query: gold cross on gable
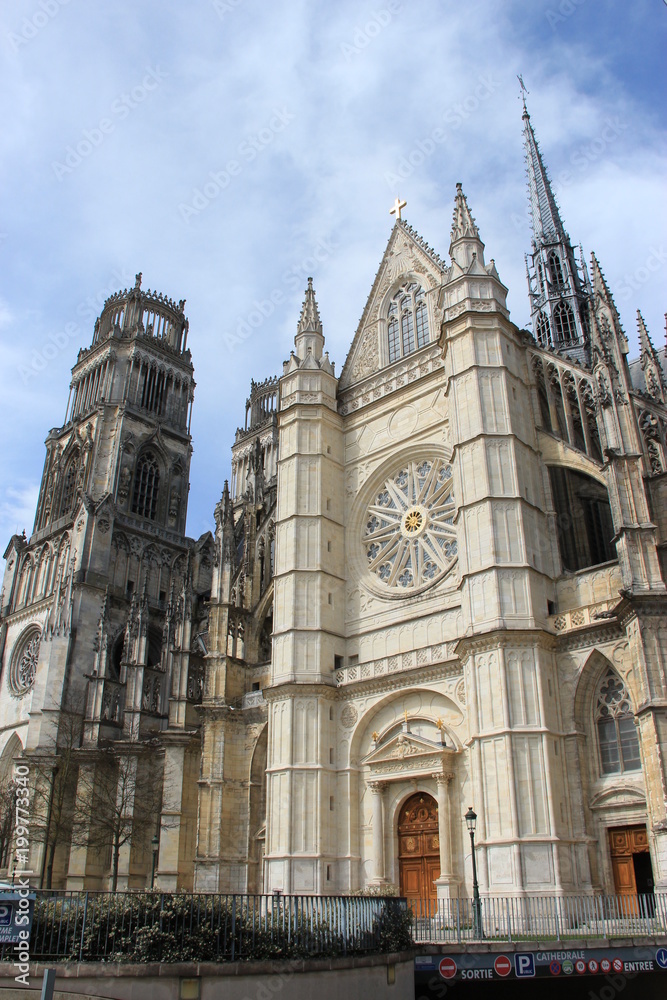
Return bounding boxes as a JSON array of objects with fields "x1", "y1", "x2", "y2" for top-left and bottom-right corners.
[{"x1": 390, "y1": 196, "x2": 407, "y2": 222}]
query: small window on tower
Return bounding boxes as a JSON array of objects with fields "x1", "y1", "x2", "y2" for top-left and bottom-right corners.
[
  {"x1": 59, "y1": 450, "x2": 80, "y2": 517},
  {"x1": 131, "y1": 451, "x2": 160, "y2": 520},
  {"x1": 548, "y1": 250, "x2": 566, "y2": 289}
]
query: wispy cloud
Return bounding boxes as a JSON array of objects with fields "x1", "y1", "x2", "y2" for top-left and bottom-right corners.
[{"x1": 0, "y1": 0, "x2": 665, "y2": 543}]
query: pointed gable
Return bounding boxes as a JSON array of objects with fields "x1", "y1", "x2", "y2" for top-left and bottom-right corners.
[{"x1": 338, "y1": 220, "x2": 448, "y2": 391}]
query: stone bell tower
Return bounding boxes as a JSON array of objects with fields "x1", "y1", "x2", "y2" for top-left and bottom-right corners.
[{"x1": 0, "y1": 274, "x2": 213, "y2": 891}]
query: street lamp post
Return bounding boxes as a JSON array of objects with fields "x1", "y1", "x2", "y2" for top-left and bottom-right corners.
[
  {"x1": 465, "y1": 806, "x2": 482, "y2": 938},
  {"x1": 150, "y1": 834, "x2": 159, "y2": 889}
]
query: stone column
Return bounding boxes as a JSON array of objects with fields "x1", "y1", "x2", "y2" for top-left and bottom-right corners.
[
  {"x1": 368, "y1": 781, "x2": 387, "y2": 883},
  {"x1": 433, "y1": 772, "x2": 458, "y2": 899}
]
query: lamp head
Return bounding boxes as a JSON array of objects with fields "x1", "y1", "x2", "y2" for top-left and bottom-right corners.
[{"x1": 465, "y1": 806, "x2": 477, "y2": 833}]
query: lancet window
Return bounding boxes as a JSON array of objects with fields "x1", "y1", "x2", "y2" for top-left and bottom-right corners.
[
  {"x1": 548, "y1": 250, "x2": 566, "y2": 289},
  {"x1": 554, "y1": 301, "x2": 577, "y2": 342},
  {"x1": 60, "y1": 451, "x2": 80, "y2": 517},
  {"x1": 595, "y1": 669, "x2": 641, "y2": 775},
  {"x1": 387, "y1": 283, "x2": 430, "y2": 363},
  {"x1": 131, "y1": 451, "x2": 160, "y2": 520}
]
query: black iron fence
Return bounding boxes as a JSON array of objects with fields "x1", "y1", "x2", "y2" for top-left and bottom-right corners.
[
  {"x1": 0, "y1": 891, "x2": 410, "y2": 963},
  {"x1": 409, "y1": 892, "x2": 667, "y2": 943},
  {"x1": 1, "y1": 890, "x2": 664, "y2": 963}
]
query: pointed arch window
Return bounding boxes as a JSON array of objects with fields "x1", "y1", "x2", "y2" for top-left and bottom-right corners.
[
  {"x1": 554, "y1": 301, "x2": 577, "y2": 342},
  {"x1": 535, "y1": 312, "x2": 551, "y2": 348},
  {"x1": 386, "y1": 282, "x2": 430, "y2": 363},
  {"x1": 548, "y1": 250, "x2": 566, "y2": 289},
  {"x1": 131, "y1": 451, "x2": 160, "y2": 520},
  {"x1": 60, "y1": 451, "x2": 80, "y2": 517},
  {"x1": 595, "y1": 669, "x2": 641, "y2": 774}
]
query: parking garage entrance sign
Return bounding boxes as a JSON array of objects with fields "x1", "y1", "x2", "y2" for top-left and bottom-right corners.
[{"x1": 415, "y1": 946, "x2": 667, "y2": 995}]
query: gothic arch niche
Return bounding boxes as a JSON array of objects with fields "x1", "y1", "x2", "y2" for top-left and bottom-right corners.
[
  {"x1": 58, "y1": 448, "x2": 80, "y2": 518},
  {"x1": 397, "y1": 791, "x2": 439, "y2": 900},
  {"x1": 15, "y1": 556, "x2": 34, "y2": 609},
  {"x1": 574, "y1": 651, "x2": 650, "y2": 895},
  {"x1": 248, "y1": 725, "x2": 267, "y2": 893}
]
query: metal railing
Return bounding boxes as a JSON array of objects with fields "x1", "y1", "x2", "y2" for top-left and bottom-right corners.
[
  {"x1": 0, "y1": 891, "x2": 409, "y2": 963},
  {"x1": 2, "y1": 890, "x2": 663, "y2": 963},
  {"x1": 409, "y1": 893, "x2": 667, "y2": 943}
]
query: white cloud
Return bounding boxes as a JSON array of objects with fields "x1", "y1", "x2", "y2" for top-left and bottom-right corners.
[{"x1": 0, "y1": 0, "x2": 665, "y2": 541}]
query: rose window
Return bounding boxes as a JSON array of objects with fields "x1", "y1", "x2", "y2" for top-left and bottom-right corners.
[
  {"x1": 363, "y1": 459, "x2": 457, "y2": 592},
  {"x1": 9, "y1": 628, "x2": 41, "y2": 696}
]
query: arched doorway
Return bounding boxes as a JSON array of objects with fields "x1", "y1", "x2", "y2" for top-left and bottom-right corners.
[{"x1": 398, "y1": 792, "x2": 439, "y2": 900}]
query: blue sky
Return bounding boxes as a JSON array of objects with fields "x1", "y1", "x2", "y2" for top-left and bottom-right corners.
[{"x1": 1, "y1": 0, "x2": 666, "y2": 548}]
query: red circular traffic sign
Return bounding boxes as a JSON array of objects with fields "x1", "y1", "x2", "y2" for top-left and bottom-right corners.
[
  {"x1": 612, "y1": 958, "x2": 623, "y2": 973},
  {"x1": 588, "y1": 959, "x2": 599, "y2": 973},
  {"x1": 494, "y1": 955, "x2": 512, "y2": 977},
  {"x1": 600, "y1": 959, "x2": 611, "y2": 973},
  {"x1": 439, "y1": 957, "x2": 457, "y2": 980}
]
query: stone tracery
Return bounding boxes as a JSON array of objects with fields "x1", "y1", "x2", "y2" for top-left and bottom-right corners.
[{"x1": 363, "y1": 458, "x2": 457, "y2": 593}]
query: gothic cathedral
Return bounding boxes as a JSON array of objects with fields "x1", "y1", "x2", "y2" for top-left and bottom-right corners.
[{"x1": 1, "y1": 105, "x2": 666, "y2": 900}]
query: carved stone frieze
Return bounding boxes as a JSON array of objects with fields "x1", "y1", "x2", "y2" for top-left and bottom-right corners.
[{"x1": 339, "y1": 345, "x2": 444, "y2": 416}]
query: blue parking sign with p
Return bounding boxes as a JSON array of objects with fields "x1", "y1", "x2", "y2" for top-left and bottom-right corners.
[
  {"x1": 0, "y1": 904, "x2": 11, "y2": 927},
  {"x1": 515, "y1": 953, "x2": 535, "y2": 977}
]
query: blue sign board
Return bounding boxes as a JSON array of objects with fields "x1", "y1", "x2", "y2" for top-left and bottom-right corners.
[{"x1": 0, "y1": 892, "x2": 35, "y2": 944}]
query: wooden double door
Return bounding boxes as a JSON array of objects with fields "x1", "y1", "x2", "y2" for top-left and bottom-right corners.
[
  {"x1": 608, "y1": 825, "x2": 654, "y2": 897},
  {"x1": 398, "y1": 792, "x2": 440, "y2": 900}
]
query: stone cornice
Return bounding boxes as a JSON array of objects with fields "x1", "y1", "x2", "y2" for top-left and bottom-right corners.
[
  {"x1": 263, "y1": 682, "x2": 336, "y2": 703},
  {"x1": 455, "y1": 628, "x2": 557, "y2": 663},
  {"x1": 556, "y1": 620, "x2": 625, "y2": 652},
  {"x1": 337, "y1": 659, "x2": 462, "y2": 700},
  {"x1": 614, "y1": 592, "x2": 667, "y2": 625}
]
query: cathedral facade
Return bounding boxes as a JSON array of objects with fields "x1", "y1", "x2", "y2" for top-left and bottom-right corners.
[{"x1": 1, "y1": 106, "x2": 666, "y2": 901}]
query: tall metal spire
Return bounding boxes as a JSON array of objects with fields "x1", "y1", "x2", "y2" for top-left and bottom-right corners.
[
  {"x1": 522, "y1": 102, "x2": 568, "y2": 248},
  {"x1": 521, "y1": 98, "x2": 591, "y2": 363}
]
